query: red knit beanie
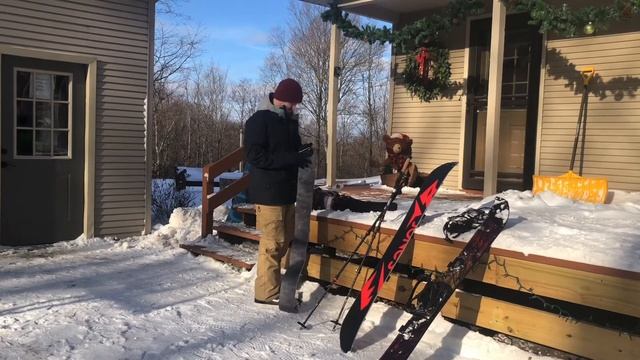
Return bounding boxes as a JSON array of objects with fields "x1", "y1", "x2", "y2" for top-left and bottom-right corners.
[{"x1": 273, "y1": 78, "x2": 303, "y2": 103}]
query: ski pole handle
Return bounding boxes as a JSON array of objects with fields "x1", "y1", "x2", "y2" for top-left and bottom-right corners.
[{"x1": 394, "y1": 158, "x2": 412, "y2": 190}]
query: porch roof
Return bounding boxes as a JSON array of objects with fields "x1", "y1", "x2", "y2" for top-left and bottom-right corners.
[{"x1": 301, "y1": 0, "x2": 451, "y2": 22}]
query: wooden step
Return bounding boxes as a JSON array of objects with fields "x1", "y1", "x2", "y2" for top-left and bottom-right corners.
[
  {"x1": 234, "y1": 204, "x2": 256, "y2": 215},
  {"x1": 232, "y1": 204, "x2": 256, "y2": 227},
  {"x1": 180, "y1": 244, "x2": 255, "y2": 271},
  {"x1": 214, "y1": 224, "x2": 260, "y2": 242}
]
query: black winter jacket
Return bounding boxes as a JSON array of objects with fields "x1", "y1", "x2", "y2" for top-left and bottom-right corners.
[{"x1": 243, "y1": 98, "x2": 302, "y2": 205}]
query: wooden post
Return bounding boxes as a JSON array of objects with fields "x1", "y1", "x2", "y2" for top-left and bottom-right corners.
[
  {"x1": 327, "y1": 24, "x2": 341, "y2": 188},
  {"x1": 201, "y1": 167, "x2": 212, "y2": 238},
  {"x1": 484, "y1": 0, "x2": 506, "y2": 196}
]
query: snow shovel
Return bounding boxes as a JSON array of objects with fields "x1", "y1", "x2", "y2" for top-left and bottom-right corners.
[{"x1": 532, "y1": 67, "x2": 608, "y2": 203}]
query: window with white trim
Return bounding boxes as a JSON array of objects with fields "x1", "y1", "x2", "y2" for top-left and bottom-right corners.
[{"x1": 15, "y1": 69, "x2": 72, "y2": 158}]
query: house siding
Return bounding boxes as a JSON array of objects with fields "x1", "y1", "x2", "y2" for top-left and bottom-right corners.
[
  {"x1": 539, "y1": 31, "x2": 640, "y2": 191},
  {"x1": 0, "y1": 0, "x2": 150, "y2": 237},
  {"x1": 391, "y1": 50, "x2": 465, "y2": 190}
]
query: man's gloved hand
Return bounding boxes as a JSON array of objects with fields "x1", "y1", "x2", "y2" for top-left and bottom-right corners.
[{"x1": 296, "y1": 143, "x2": 313, "y2": 169}]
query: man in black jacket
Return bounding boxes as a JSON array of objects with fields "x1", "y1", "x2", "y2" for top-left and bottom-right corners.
[{"x1": 244, "y1": 78, "x2": 312, "y2": 305}]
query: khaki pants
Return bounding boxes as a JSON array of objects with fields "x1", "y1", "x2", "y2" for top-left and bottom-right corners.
[{"x1": 255, "y1": 204, "x2": 294, "y2": 302}]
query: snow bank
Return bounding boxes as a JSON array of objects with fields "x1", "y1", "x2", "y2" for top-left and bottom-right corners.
[{"x1": 0, "y1": 208, "x2": 559, "y2": 360}]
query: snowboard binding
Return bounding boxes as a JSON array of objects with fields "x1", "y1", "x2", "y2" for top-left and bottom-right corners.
[{"x1": 443, "y1": 197, "x2": 510, "y2": 241}]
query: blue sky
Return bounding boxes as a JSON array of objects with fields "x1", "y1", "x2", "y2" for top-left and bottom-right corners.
[
  {"x1": 157, "y1": 0, "x2": 390, "y2": 82},
  {"x1": 157, "y1": 0, "x2": 295, "y2": 81}
]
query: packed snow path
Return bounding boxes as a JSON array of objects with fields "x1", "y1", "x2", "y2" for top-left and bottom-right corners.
[{"x1": 0, "y1": 219, "x2": 557, "y2": 360}]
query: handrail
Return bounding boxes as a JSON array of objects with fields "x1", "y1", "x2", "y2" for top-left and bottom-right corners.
[{"x1": 201, "y1": 147, "x2": 251, "y2": 238}]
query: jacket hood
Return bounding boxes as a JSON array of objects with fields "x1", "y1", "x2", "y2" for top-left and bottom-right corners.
[{"x1": 258, "y1": 93, "x2": 286, "y2": 118}]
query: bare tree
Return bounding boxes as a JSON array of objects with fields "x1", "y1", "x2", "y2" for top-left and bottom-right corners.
[
  {"x1": 230, "y1": 79, "x2": 263, "y2": 155},
  {"x1": 357, "y1": 45, "x2": 389, "y2": 176},
  {"x1": 261, "y1": 1, "x2": 377, "y2": 176},
  {"x1": 261, "y1": 1, "x2": 388, "y2": 179},
  {"x1": 151, "y1": 20, "x2": 201, "y2": 176}
]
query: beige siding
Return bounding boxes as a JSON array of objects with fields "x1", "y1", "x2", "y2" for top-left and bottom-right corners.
[
  {"x1": 0, "y1": 0, "x2": 149, "y2": 237},
  {"x1": 391, "y1": 49, "x2": 465, "y2": 189},
  {"x1": 539, "y1": 31, "x2": 640, "y2": 191}
]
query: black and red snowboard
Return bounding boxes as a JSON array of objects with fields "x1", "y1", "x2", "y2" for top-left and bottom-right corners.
[
  {"x1": 380, "y1": 197, "x2": 510, "y2": 360},
  {"x1": 339, "y1": 161, "x2": 457, "y2": 353}
]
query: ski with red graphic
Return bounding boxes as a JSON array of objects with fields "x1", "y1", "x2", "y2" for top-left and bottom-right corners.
[{"x1": 339, "y1": 162, "x2": 457, "y2": 353}]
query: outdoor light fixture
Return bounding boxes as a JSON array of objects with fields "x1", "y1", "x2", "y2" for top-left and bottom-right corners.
[{"x1": 583, "y1": 21, "x2": 595, "y2": 35}]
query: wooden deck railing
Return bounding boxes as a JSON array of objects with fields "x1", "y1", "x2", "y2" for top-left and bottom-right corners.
[{"x1": 201, "y1": 147, "x2": 250, "y2": 238}]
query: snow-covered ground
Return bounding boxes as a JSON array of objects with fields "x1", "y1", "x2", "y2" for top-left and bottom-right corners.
[
  {"x1": 0, "y1": 205, "x2": 559, "y2": 360},
  {"x1": 316, "y1": 188, "x2": 640, "y2": 273}
]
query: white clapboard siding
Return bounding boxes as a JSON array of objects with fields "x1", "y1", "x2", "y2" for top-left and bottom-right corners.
[
  {"x1": 1, "y1": 0, "x2": 150, "y2": 237},
  {"x1": 540, "y1": 31, "x2": 640, "y2": 191}
]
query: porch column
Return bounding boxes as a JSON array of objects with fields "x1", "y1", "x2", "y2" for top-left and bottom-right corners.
[
  {"x1": 326, "y1": 24, "x2": 341, "y2": 188},
  {"x1": 484, "y1": 0, "x2": 506, "y2": 196}
]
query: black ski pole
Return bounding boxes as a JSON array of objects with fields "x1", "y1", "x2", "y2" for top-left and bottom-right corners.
[
  {"x1": 297, "y1": 213, "x2": 381, "y2": 329},
  {"x1": 331, "y1": 161, "x2": 412, "y2": 330},
  {"x1": 297, "y1": 161, "x2": 411, "y2": 330}
]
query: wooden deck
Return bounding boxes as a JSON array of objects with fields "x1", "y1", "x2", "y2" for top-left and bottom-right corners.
[{"x1": 207, "y1": 192, "x2": 639, "y2": 360}]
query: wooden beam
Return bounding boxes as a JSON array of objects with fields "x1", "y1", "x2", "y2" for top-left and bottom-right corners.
[
  {"x1": 326, "y1": 24, "x2": 341, "y2": 188},
  {"x1": 442, "y1": 290, "x2": 640, "y2": 360},
  {"x1": 483, "y1": 0, "x2": 506, "y2": 196},
  {"x1": 306, "y1": 253, "x2": 639, "y2": 360},
  {"x1": 214, "y1": 224, "x2": 260, "y2": 242},
  {"x1": 306, "y1": 254, "x2": 422, "y2": 305},
  {"x1": 308, "y1": 217, "x2": 640, "y2": 317},
  {"x1": 194, "y1": 214, "x2": 640, "y2": 318},
  {"x1": 180, "y1": 244, "x2": 254, "y2": 271}
]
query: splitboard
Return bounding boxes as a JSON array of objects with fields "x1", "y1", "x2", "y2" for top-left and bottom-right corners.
[
  {"x1": 380, "y1": 198, "x2": 510, "y2": 359},
  {"x1": 339, "y1": 161, "x2": 458, "y2": 352},
  {"x1": 279, "y1": 155, "x2": 316, "y2": 312}
]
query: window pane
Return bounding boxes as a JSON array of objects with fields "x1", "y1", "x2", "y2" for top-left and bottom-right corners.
[
  {"x1": 515, "y1": 58, "x2": 530, "y2": 82},
  {"x1": 504, "y1": 44, "x2": 516, "y2": 57},
  {"x1": 17, "y1": 130, "x2": 33, "y2": 156},
  {"x1": 54, "y1": 103, "x2": 69, "y2": 129},
  {"x1": 515, "y1": 83, "x2": 528, "y2": 95},
  {"x1": 53, "y1": 75, "x2": 69, "y2": 101},
  {"x1": 16, "y1": 71, "x2": 32, "y2": 99},
  {"x1": 36, "y1": 102, "x2": 52, "y2": 128},
  {"x1": 517, "y1": 44, "x2": 530, "y2": 58},
  {"x1": 35, "y1": 74, "x2": 52, "y2": 99},
  {"x1": 502, "y1": 59, "x2": 515, "y2": 83},
  {"x1": 502, "y1": 83, "x2": 513, "y2": 96},
  {"x1": 17, "y1": 100, "x2": 34, "y2": 127},
  {"x1": 53, "y1": 131, "x2": 69, "y2": 156},
  {"x1": 35, "y1": 130, "x2": 52, "y2": 156}
]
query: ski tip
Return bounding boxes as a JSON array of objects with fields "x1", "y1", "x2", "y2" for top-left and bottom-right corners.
[
  {"x1": 438, "y1": 161, "x2": 458, "y2": 172},
  {"x1": 430, "y1": 161, "x2": 458, "y2": 175},
  {"x1": 421, "y1": 162, "x2": 458, "y2": 188}
]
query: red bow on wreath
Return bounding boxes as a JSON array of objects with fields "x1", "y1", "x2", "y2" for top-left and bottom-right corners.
[{"x1": 415, "y1": 47, "x2": 431, "y2": 79}]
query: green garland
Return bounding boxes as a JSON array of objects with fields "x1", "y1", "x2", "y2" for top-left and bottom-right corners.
[
  {"x1": 320, "y1": 0, "x2": 483, "y2": 102},
  {"x1": 509, "y1": 0, "x2": 640, "y2": 37},
  {"x1": 321, "y1": 0, "x2": 640, "y2": 102}
]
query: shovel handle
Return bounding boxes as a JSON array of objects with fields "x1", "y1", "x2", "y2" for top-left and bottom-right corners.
[{"x1": 581, "y1": 67, "x2": 595, "y2": 87}]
